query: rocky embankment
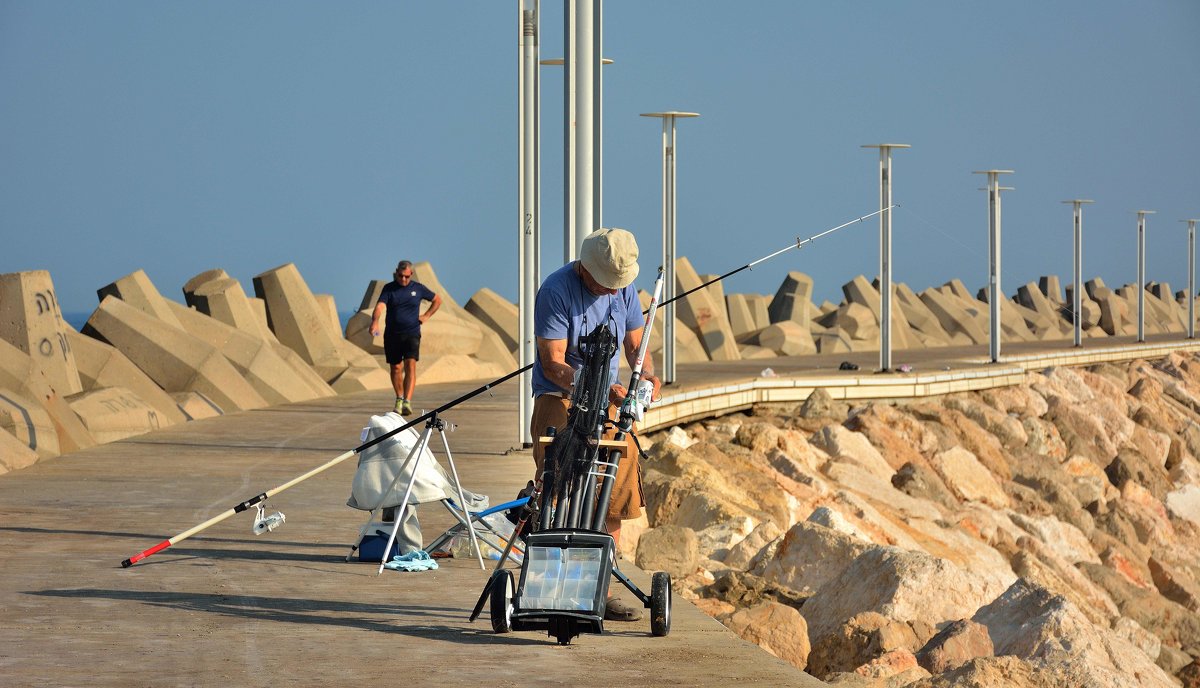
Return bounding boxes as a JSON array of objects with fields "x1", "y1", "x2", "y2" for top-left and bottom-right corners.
[{"x1": 635, "y1": 354, "x2": 1200, "y2": 687}]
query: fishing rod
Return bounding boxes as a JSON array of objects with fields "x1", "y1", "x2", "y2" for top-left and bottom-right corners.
[{"x1": 119, "y1": 205, "x2": 893, "y2": 568}]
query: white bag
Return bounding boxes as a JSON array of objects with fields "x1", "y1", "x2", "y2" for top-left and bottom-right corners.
[{"x1": 346, "y1": 413, "x2": 488, "y2": 512}]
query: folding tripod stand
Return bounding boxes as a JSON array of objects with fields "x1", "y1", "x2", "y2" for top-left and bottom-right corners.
[{"x1": 344, "y1": 411, "x2": 487, "y2": 573}]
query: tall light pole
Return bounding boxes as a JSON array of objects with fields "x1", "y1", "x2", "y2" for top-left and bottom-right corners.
[
  {"x1": 1185, "y1": 219, "x2": 1199, "y2": 339},
  {"x1": 1136, "y1": 210, "x2": 1156, "y2": 342},
  {"x1": 517, "y1": 0, "x2": 541, "y2": 446},
  {"x1": 641, "y1": 111, "x2": 699, "y2": 385},
  {"x1": 973, "y1": 169, "x2": 1014, "y2": 363},
  {"x1": 1062, "y1": 199, "x2": 1093, "y2": 348},
  {"x1": 862, "y1": 144, "x2": 909, "y2": 372},
  {"x1": 541, "y1": 50, "x2": 612, "y2": 262}
]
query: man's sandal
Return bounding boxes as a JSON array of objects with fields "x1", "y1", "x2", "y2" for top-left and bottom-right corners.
[{"x1": 604, "y1": 596, "x2": 643, "y2": 622}]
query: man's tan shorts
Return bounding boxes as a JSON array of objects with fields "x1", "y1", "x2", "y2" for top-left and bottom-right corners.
[{"x1": 530, "y1": 394, "x2": 644, "y2": 522}]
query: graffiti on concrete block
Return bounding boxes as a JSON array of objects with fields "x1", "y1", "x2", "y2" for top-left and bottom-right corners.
[
  {"x1": 99, "y1": 395, "x2": 143, "y2": 413},
  {"x1": 33, "y1": 290, "x2": 59, "y2": 317}
]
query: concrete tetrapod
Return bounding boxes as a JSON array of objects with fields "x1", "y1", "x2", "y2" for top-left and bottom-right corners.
[
  {"x1": 83, "y1": 296, "x2": 267, "y2": 413},
  {"x1": 253, "y1": 263, "x2": 350, "y2": 382},
  {"x1": 97, "y1": 269, "x2": 185, "y2": 331},
  {"x1": 0, "y1": 270, "x2": 83, "y2": 396},
  {"x1": 166, "y1": 301, "x2": 328, "y2": 405},
  {"x1": 67, "y1": 329, "x2": 187, "y2": 425},
  {"x1": 675, "y1": 256, "x2": 740, "y2": 361},
  {"x1": 0, "y1": 337, "x2": 94, "y2": 456}
]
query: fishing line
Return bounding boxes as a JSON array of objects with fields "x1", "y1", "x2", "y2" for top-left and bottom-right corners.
[{"x1": 119, "y1": 206, "x2": 892, "y2": 567}]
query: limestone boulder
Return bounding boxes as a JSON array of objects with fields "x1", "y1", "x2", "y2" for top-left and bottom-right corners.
[
  {"x1": 1009, "y1": 535, "x2": 1119, "y2": 625},
  {"x1": 634, "y1": 525, "x2": 698, "y2": 579},
  {"x1": 806, "y1": 610, "x2": 919, "y2": 679},
  {"x1": 1166, "y1": 483, "x2": 1200, "y2": 528},
  {"x1": 721, "y1": 602, "x2": 811, "y2": 671},
  {"x1": 811, "y1": 425, "x2": 894, "y2": 481},
  {"x1": 723, "y1": 520, "x2": 784, "y2": 571},
  {"x1": 802, "y1": 547, "x2": 1009, "y2": 650},
  {"x1": 944, "y1": 395, "x2": 1028, "y2": 449},
  {"x1": 906, "y1": 402, "x2": 1012, "y2": 481},
  {"x1": 972, "y1": 579, "x2": 1175, "y2": 688},
  {"x1": 643, "y1": 440, "x2": 798, "y2": 530},
  {"x1": 929, "y1": 446, "x2": 1009, "y2": 508},
  {"x1": 915, "y1": 619, "x2": 994, "y2": 674},
  {"x1": 758, "y1": 521, "x2": 872, "y2": 595},
  {"x1": 906, "y1": 656, "x2": 1058, "y2": 688},
  {"x1": 891, "y1": 462, "x2": 958, "y2": 509},
  {"x1": 846, "y1": 402, "x2": 941, "y2": 471}
]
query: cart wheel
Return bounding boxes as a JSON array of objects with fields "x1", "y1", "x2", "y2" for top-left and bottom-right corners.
[
  {"x1": 650, "y1": 571, "x2": 672, "y2": 637},
  {"x1": 489, "y1": 570, "x2": 515, "y2": 633}
]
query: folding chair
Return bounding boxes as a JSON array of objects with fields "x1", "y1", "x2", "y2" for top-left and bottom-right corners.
[{"x1": 426, "y1": 496, "x2": 529, "y2": 564}]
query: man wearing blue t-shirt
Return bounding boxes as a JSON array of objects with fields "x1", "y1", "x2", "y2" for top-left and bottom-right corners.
[
  {"x1": 370, "y1": 260, "x2": 441, "y2": 415},
  {"x1": 531, "y1": 227, "x2": 661, "y2": 622}
]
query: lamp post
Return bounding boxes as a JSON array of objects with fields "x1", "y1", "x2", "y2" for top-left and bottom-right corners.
[
  {"x1": 641, "y1": 111, "x2": 699, "y2": 385},
  {"x1": 541, "y1": 50, "x2": 613, "y2": 262},
  {"x1": 1061, "y1": 199, "x2": 1093, "y2": 348},
  {"x1": 973, "y1": 169, "x2": 1014, "y2": 363},
  {"x1": 1184, "y1": 219, "x2": 1199, "y2": 339},
  {"x1": 1136, "y1": 210, "x2": 1156, "y2": 342},
  {"x1": 517, "y1": 0, "x2": 541, "y2": 446},
  {"x1": 862, "y1": 144, "x2": 910, "y2": 371}
]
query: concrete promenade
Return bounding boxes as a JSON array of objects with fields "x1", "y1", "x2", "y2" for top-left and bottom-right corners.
[{"x1": 2, "y1": 333, "x2": 1198, "y2": 687}]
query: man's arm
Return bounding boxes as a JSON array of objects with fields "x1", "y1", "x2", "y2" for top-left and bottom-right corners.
[
  {"x1": 419, "y1": 294, "x2": 442, "y2": 324},
  {"x1": 369, "y1": 302, "x2": 386, "y2": 337},
  {"x1": 536, "y1": 336, "x2": 575, "y2": 392}
]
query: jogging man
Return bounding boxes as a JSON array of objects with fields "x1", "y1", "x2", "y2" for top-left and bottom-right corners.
[{"x1": 370, "y1": 260, "x2": 441, "y2": 415}]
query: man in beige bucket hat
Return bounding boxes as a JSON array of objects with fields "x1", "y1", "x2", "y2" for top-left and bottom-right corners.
[{"x1": 530, "y1": 227, "x2": 662, "y2": 622}]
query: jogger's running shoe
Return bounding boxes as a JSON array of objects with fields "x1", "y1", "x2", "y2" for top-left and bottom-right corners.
[
  {"x1": 401, "y1": 399, "x2": 413, "y2": 416},
  {"x1": 394, "y1": 398, "x2": 406, "y2": 414}
]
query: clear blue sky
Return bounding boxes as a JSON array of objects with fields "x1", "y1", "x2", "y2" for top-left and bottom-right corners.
[{"x1": 3, "y1": 1, "x2": 1198, "y2": 316}]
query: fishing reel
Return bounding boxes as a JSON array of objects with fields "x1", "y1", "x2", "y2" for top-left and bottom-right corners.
[{"x1": 252, "y1": 503, "x2": 286, "y2": 535}]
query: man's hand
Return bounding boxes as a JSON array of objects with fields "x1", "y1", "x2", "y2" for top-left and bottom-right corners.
[
  {"x1": 418, "y1": 313, "x2": 430, "y2": 324},
  {"x1": 642, "y1": 373, "x2": 662, "y2": 402},
  {"x1": 608, "y1": 383, "x2": 628, "y2": 408},
  {"x1": 370, "y1": 324, "x2": 381, "y2": 337}
]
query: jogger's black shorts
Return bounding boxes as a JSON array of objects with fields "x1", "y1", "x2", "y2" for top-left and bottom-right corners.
[{"x1": 384, "y1": 333, "x2": 421, "y2": 364}]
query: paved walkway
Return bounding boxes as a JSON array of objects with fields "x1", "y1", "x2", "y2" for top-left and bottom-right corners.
[
  {"x1": 0, "y1": 375, "x2": 822, "y2": 687},
  {"x1": 3, "y1": 333, "x2": 1196, "y2": 687}
]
